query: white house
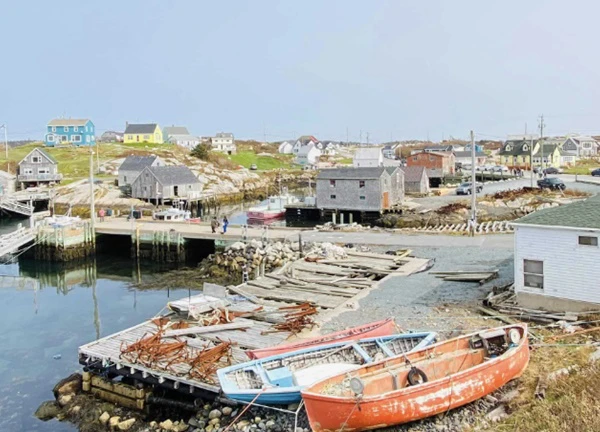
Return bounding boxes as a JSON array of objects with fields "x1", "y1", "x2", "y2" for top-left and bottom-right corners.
[
  {"x1": 382, "y1": 144, "x2": 399, "y2": 159},
  {"x1": 211, "y1": 132, "x2": 236, "y2": 154},
  {"x1": 512, "y1": 196, "x2": 600, "y2": 312},
  {"x1": 293, "y1": 135, "x2": 319, "y2": 154},
  {"x1": 168, "y1": 134, "x2": 201, "y2": 149},
  {"x1": 278, "y1": 140, "x2": 294, "y2": 154},
  {"x1": 296, "y1": 143, "x2": 321, "y2": 166},
  {"x1": 353, "y1": 147, "x2": 383, "y2": 167}
]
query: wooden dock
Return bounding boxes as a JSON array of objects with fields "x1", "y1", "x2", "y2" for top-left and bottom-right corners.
[{"x1": 78, "y1": 250, "x2": 431, "y2": 396}]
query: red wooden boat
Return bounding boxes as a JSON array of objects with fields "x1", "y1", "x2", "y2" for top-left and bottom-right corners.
[
  {"x1": 301, "y1": 324, "x2": 529, "y2": 431},
  {"x1": 245, "y1": 318, "x2": 396, "y2": 360}
]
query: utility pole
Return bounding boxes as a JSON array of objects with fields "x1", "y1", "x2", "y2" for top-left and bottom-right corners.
[
  {"x1": 470, "y1": 130, "x2": 477, "y2": 236},
  {"x1": 539, "y1": 114, "x2": 545, "y2": 171},
  {"x1": 530, "y1": 136, "x2": 534, "y2": 188},
  {"x1": 346, "y1": 127, "x2": 349, "y2": 144},
  {"x1": 366, "y1": 132, "x2": 370, "y2": 146},
  {"x1": 96, "y1": 141, "x2": 100, "y2": 173},
  {"x1": 359, "y1": 130, "x2": 362, "y2": 146},
  {"x1": 0, "y1": 124, "x2": 7, "y2": 159},
  {"x1": 89, "y1": 148, "x2": 96, "y2": 229}
]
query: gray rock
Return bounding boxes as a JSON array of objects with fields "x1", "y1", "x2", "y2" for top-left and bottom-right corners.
[
  {"x1": 209, "y1": 409, "x2": 222, "y2": 420},
  {"x1": 34, "y1": 401, "x2": 61, "y2": 421},
  {"x1": 52, "y1": 373, "x2": 82, "y2": 398},
  {"x1": 258, "y1": 421, "x2": 266, "y2": 430},
  {"x1": 222, "y1": 406, "x2": 233, "y2": 416}
]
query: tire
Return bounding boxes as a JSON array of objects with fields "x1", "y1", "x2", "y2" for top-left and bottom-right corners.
[
  {"x1": 407, "y1": 367, "x2": 428, "y2": 386},
  {"x1": 467, "y1": 189, "x2": 471, "y2": 195}
]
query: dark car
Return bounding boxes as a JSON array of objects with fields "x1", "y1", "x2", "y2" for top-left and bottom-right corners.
[
  {"x1": 591, "y1": 168, "x2": 600, "y2": 177},
  {"x1": 543, "y1": 167, "x2": 563, "y2": 175},
  {"x1": 537, "y1": 177, "x2": 566, "y2": 190}
]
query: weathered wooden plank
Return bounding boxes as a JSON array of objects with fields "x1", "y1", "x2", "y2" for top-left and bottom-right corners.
[
  {"x1": 163, "y1": 322, "x2": 253, "y2": 338},
  {"x1": 240, "y1": 284, "x2": 340, "y2": 308}
]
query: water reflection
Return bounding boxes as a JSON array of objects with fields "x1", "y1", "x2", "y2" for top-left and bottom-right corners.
[{"x1": 0, "y1": 255, "x2": 192, "y2": 432}]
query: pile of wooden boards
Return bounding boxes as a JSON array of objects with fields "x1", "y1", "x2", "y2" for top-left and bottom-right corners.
[
  {"x1": 484, "y1": 283, "x2": 579, "y2": 324},
  {"x1": 432, "y1": 269, "x2": 499, "y2": 284}
]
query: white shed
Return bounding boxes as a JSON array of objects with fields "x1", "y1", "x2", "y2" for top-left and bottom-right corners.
[
  {"x1": 512, "y1": 196, "x2": 600, "y2": 312},
  {"x1": 353, "y1": 147, "x2": 383, "y2": 167}
]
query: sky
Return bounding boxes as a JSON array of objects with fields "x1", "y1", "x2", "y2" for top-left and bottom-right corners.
[{"x1": 1, "y1": 0, "x2": 600, "y2": 143}]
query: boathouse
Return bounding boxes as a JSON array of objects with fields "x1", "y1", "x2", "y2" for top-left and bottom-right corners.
[
  {"x1": 17, "y1": 148, "x2": 62, "y2": 189},
  {"x1": 118, "y1": 155, "x2": 164, "y2": 187},
  {"x1": 130, "y1": 165, "x2": 201, "y2": 203}
]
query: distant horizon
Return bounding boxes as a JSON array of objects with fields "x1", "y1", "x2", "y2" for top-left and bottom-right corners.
[{"x1": 2, "y1": 1, "x2": 599, "y2": 144}]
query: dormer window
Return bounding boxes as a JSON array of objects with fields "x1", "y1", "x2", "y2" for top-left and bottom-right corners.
[
  {"x1": 523, "y1": 144, "x2": 528, "y2": 151},
  {"x1": 505, "y1": 144, "x2": 512, "y2": 151}
]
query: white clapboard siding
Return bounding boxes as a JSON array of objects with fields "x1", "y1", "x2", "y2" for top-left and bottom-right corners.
[{"x1": 514, "y1": 226, "x2": 600, "y2": 304}]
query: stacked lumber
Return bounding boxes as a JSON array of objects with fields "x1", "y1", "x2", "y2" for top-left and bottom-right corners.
[{"x1": 432, "y1": 269, "x2": 499, "y2": 284}]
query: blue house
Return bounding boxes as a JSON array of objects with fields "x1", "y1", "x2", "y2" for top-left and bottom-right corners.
[{"x1": 45, "y1": 119, "x2": 96, "y2": 147}]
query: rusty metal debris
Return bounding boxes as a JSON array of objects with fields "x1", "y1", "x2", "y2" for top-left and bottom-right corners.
[
  {"x1": 262, "y1": 302, "x2": 318, "y2": 335},
  {"x1": 198, "y1": 307, "x2": 262, "y2": 326},
  {"x1": 187, "y1": 340, "x2": 234, "y2": 381}
]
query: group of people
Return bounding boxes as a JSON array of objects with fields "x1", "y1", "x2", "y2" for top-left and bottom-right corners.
[
  {"x1": 511, "y1": 168, "x2": 525, "y2": 177},
  {"x1": 210, "y1": 216, "x2": 229, "y2": 234}
]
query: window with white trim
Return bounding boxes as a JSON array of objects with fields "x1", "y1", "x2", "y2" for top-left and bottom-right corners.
[
  {"x1": 47, "y1": 135, "x2": 54, "y2": 142},
  {"x1": 32, "y1": 156, "x2": 41, "y2": 163},
  {"x1": 72, "y1": 135, "x2": 82, "y2": 142},
  {"x1": 38, "y1": 168, "x2": 49, "y2": 174},
  {"x1": 63, "y1": 126, "x2": 69, "y2": 132},
  {"x1": 23, "y1": 168, "x2": 33, "y2": 174},
  {"x1": 74, "y1": 126, "x2": 78, "y2": 132},
  {"x1": 578, "y1": 236, "x2": 598, "y2": 246},
  {"x1": 523, "y1": 259, "x2": 543, "y2": 289},
  {"x1": 51, "y1": 127, "x2": 56, "y2": 132}
]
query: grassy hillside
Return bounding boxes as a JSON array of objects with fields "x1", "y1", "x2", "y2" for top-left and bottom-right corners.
[{"x1": 230, "y1": 151, "x2": 294, "y2": 170}]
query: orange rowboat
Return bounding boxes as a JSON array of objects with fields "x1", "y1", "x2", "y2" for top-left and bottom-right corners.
[
  {"x1": 246, "y1": 318, "x2": 396, "y2": 360},
  {"x1": 301, "y1": 324, "x2": 529, "y2": 431}
]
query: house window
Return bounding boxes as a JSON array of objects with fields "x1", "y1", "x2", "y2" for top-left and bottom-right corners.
[
  {"x1": 143, "y1": 135, "x2": 150, "y2": 140},
  {"x1": 86, "y1": 136, "x2": 90, "y2": 143},
  {"x1": 359, "y1": 196, "x2": 365, "y2": 200},
  {"x1": 23, "y1": 168, "x2": 33, "y2": 174},
  {"x1": 330, "y1": 194, "x2": 336, "y2": 199},
  {"x1": 359, "y1": 180, "x2": 365, "y2": 188},
  {"x1": 32, "y1": 156, "x2": 40, "y2": 163},
  {"x1": 63, "y1": 126, "x2": 69, "y2": 132},
  {"x1": 578, "y1": 236, "x2": 598, "y2": 246},
  {"x1": 47, "y1": 135, "x2": 54, "y2": 142},
  {"x1": 74, "y1": 126, "x2": 78, "y2": 132},
  {"x1": 128, "y1": 135, "x2": 133, "y2": 140},
  {"x1": 123, "y1": 176, "x2": 127, "y2": 183},
  {"x1": 523, "y1": 259, "x2": 544, "y2": 289},
  {"x1": 51, "y1": 127, "x2": 56, "y2": 132},
  {"x1": 330, "y1": 180, "x2": 336, "y2": 187},
  {"x1": 412, "y1": 156, "x2": 418, "y2": 161},
  {"x1": 72, "y1": 135, "x2": 82, "y2": 142},
  {"x1": 39, "y1": 168, "x2": 49, "y2": 174}
]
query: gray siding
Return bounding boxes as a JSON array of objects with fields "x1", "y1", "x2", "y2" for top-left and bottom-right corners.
[
  {"x1": 130, "y1": 170, "x2": 202, "y2": 200},
  {"x1": 118, "y1": 159, "x2": 162, "y2": 186},
  {"x1": 317, "y1": 172, "x2": 393, "y2": 211}
]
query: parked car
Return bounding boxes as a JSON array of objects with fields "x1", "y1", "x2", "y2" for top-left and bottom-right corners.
[
  {"x1": 543, "y1": 167, "x2": 563, "y2": 175},
  {"x1": 591, "y1": 168, "x2": 600, "y2": 177},
  {"x1": 456, "y1": 182, "x2": 483, "y2": 195},
  {"x1": 537, "y1": 177, "x2": 566, "y2": 190},
  {"x1": 249, "y1": 163, "x2": 258, "y2": 170},
  {"x1": 492, "y1": 165, "x2": 510, "y2": 173}
]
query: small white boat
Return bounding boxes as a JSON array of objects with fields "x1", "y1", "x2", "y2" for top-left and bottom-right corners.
[
  {"x1": 153, "y1": 208, "x2": 191, "y2": 221},
  {"x1": 44, "y1": 215, "x2": 81, "y2": 228},
  {"x1": 247, "y1": 195, "x2": 298, "y2": 221}
]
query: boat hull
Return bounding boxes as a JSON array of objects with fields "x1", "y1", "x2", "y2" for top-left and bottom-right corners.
[
  {"x1": 246, "y1": 210, "x2": 285, "y2": 220},
  {"x1": 302, "y1": 325, "x2": 530, "y2": 431},
  {"x1": 246, "y1": 318, "x2": 396, "y2": 359}
]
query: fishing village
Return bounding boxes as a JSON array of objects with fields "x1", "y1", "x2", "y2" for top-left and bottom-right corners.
[{"x1": 3, "y1": 3, "x2": 600, "y2": 432}]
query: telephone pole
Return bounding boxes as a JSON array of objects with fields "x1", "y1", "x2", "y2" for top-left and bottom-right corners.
[
  {"x1": 539, "y1": 115, "x2": 545, "y2": 171},
  {"x1": 0, "y1": 124, "x2": 7, "y2": 159},
  {"x1": 89, "y1": 148, "x2": 96, "y2": 229},
  {"x1": 366, "y1": 132, "x2": 370, "y2": 146},
  {"x1": 470, "y1": 131, "x2": 477, "y2": 235}
]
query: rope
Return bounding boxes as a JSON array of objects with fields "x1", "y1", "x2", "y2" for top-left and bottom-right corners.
[
  {"x1": 339, "y1": 395, "x2": 362, "y2": 432},
  {"x1": 222, "y1": 389, "x2": 266, "y2": 432}
]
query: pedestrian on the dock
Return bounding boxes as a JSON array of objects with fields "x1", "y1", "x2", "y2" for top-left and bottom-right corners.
[
  {"x1": 99, "y1": 208, "x2": 105, "y2": 222},
  {"x1": 222, "y1": 216, "x2": 229, "y2": 234},
  {"x1": 211, "y1": 217, "x2": 218, "y2": 233}
]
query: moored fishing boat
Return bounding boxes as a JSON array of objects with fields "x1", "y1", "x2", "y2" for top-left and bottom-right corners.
[
  {"x1": 217, "y1": 332, "x2": 437, "y2": 405},
  {"x1": 246, "y1": 318, "x2": 397, "y2": 359},
  {"x1": 301, "y1": 324, "x2": 529, "y2": 432},
  {"x1": 247, "y1": 195, "x2": 298, "y2": 221}
]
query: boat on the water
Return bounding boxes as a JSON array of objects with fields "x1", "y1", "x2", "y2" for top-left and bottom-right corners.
[
  {"x1": 152, "y1": 207, "x2": 191, "y2": 221},
  {"x1": 217, "y1": 332, "x2": 437, "y2": 405},
  {"x1": 247, "y1": 195, "x2": 298, "y2": 221},
  {"x1": 301, "y1": 324, "x2": 529, "y2": 432},
  {"x1": 246, "y1": 318, "x2": 397, "y2": 359}
]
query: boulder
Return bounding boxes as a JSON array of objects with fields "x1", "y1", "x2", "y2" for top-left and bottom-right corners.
[
  {"x1": 118, "y1": 418, "x2": 136, "y2": 430},
  {"x1": 109, "y1": 416, "x2": 121, "y2": 428},
  {"x1": 99, "y1": 412, "x2": 111, "y2": 424},
  {"x1": 34, "y1": 401, "x2": 61, "y2": 421},
  {"x1": 222, "y1": 406, "x2": 233, "y2": 416},
  {"x1": 52, "y1": 373, "x2": 82, "y2": 398},
  {"x1": 208, "y1": 409, "x2": 222, "y2": 419},
  {"x1": 159, "y1": 419, "x2": 174, "y2": 431},
  {"x1": 57, "y1": 394, "x2": 72, "y2": 407}
]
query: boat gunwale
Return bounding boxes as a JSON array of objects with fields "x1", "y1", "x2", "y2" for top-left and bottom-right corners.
[{"x1": 300, "y1": 323, "x2": 529, "y2": 403}]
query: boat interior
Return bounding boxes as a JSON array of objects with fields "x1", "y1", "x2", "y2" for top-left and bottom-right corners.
[
  {"x1": 224, "y1": 335, "x2": 430, "y2": 390},
  {"x1": 317, "y1": 326, "x2": 524, "y2": 397}
]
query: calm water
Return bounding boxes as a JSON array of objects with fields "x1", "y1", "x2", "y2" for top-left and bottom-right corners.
[{"x1": 0, "y1": 219, "x2": 196, "y2": 432}]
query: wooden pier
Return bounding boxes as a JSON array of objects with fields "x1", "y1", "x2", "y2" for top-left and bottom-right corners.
[{"x1": 78, "y1": 251, "x2": 430, "y2": 397}]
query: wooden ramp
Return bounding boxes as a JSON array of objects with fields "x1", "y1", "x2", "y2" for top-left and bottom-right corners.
[{"x1": 78, "y1": 251, "x2": 431, "y2": 396}]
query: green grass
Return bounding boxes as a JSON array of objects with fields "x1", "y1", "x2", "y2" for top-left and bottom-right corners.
[
  {"x1": 229, "y1": 151, "x2": 294, "y2": 170},
  {"x1": 563, "y1": 159, "x2": 600, "y2": 175},
  {"x1": 337, "y1": 157, "x2": 353, "y2": 165}
]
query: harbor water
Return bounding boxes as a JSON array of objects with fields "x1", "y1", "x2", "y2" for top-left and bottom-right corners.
[{"x1": 0, "y1": 220, "x2": 200, "y2": 432}]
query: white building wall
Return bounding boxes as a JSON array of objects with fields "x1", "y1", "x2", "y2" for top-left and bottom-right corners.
[{"x1": 514, "y1": 225, "x2": 600, "y2": 304}]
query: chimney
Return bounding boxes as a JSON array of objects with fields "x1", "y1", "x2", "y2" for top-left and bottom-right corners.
[{"x1": 126, "y1": 121, "x2": 129, "y2": 129}]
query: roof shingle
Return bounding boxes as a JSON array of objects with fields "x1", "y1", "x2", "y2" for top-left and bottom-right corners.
[
  {"x1": 124, "y1": 124, "x2": 158, "y2": 134},
  {"x1": 148, "y1": 166, "x2": 199, "y2": 186},
  {"x1": 119, "y1": 155, "x2": 159, "y2": 171},
  {"x1": 317, "y1": 167, "x2": 386, "y2": 180},
  {"x1": 513, "y1": 196, "x2": 600, "y2": 230}
]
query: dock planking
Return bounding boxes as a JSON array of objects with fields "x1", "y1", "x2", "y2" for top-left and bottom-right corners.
[{"x1": 78, "y1": 250, "x2": 431, "y2": 396}]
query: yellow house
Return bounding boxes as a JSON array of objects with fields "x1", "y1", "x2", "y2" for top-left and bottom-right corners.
[
  {"x1": 533, "y1": 144, "x2": 561, "y2": 168},
  {"x1": 123, "y1": 123, "x2": 163, "y2": 144},
  {"x1": 498, "y1": 139, "x2": 539, "y2": 169}
]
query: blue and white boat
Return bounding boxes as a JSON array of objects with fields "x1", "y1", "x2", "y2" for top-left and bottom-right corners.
[{"x1": 217, "y1": 332, "x2": 437, "y2": 405}]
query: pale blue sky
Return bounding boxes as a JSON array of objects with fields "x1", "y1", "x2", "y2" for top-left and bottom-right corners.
[{"x1": 1, "y1": 1, "x2": 599, "y2": 142}]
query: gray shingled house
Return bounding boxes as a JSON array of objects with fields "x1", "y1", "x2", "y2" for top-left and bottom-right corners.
[
  {"x1": 400, "y1": 166, "x2": 430, "y2": 194},
  {"x1": 163, "y1": 126, "x2": 190, "y2": 143},
  {"x1": 130, "y1": 165, "x2": 201, "y2": 202},
  {"x1": 385, "y1": 166, "x2": 405, "y2": 205},
  {"x1": 118, "y1": 155, "x2": 164, "y2": 187},
  {"x1": 17, "y1": 148, "x2": 62, "y2": 189},
  {"x1": 316, "y1": 167, "x2": 395, "y2": 213}
]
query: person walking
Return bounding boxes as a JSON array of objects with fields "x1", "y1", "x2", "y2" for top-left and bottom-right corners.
[
  {"x1": 222, "y1": 216, "x2": 229, "y2": 234},
  {"x1": 98, "y1": 208, "x2": 105, "y2": 222},
  {"x1": 211, "y1": 217, "x2": 218, "y2": 233}
]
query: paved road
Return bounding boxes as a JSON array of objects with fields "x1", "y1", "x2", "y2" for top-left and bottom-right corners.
[{"x1": 413, "y1": 173, "x2": 600, "y2": 209}]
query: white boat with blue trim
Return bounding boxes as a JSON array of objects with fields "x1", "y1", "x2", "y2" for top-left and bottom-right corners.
[{"x1": 217, "y1": 331, "x2": 437, "y2": 405}]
